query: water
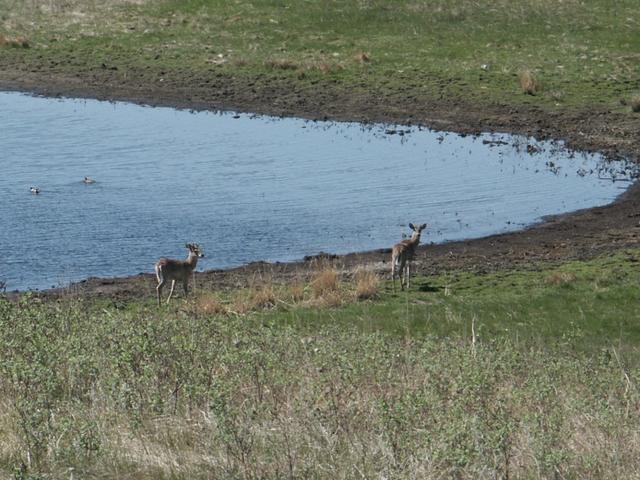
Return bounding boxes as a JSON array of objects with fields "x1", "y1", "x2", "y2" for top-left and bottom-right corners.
[{"x1": 0, "y1": 91, "x2": 634, "y2": 291}]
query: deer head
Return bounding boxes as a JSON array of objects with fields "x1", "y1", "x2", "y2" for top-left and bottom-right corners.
[{"x1": 185, "y1": 243, "x2": 205, "y2": 258}]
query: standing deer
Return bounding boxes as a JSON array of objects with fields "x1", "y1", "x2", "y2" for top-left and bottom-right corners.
[
  {"x1": 391, "y1": 223, "x2": 427, "y2": 292},
  {"x1": 155, "y1": 243, "x2": 205, "y2": 306}
]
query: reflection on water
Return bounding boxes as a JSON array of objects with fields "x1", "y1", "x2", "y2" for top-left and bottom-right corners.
[{"x1": 0, "y1": 92, "x2": 634, "y2": 290}]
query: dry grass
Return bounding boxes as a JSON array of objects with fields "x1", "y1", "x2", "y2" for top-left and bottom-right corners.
[
  {"x1": 264, "y1": 58, "x2": 299, "y2": 70},
  {"x1": 631, "y1": 94, "x2": 640, "y2": 113},
  {"x1": 546, "y1": 271, "x2": 577, "y2": 285},
  {"x1": 250, "y1": 284, "x2": 277, "y2": 309},
  {"x1": 518, "y1": 68, "x2": 538, "y2": 95},
  {"x1": 354, "y1": 269, "x2": 380, "y2": 300},
  {"x1": 231, "y1": 293, "x2": 253, "y2": 315},
  {"x1": 289, "y1": 282, "x2": 306, "y2": 303},
  {"x1": 190, "y1": 293, "x2": 227, "y2": 316},
  {"x1": 0, "y1": 34, "x2": 29, "y2": 48},
  {"x1": 0, "y1": 399, "x2": 22, "y2": 465},
  {"x1": 314, "y1": 61, "x2": 344, "y2": 74},
  {"x1": 354, "y1": 51, "x2": 371, "y2": 64},
  {"x1": 308, "y1": 267, "x2": 346, "y2": 307},
  {"x1": 311, "y1": 268, "x2": 340, "y2": 299}
]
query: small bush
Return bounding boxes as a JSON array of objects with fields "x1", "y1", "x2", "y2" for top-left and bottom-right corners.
[
  {"x1": 311, "y1": 268, "x2": 340, "y2": 298},
  {"x1": 316, "y1": 289, "x2": 344, "y2": 307},
  {"x1": 0, "y1": 34, "x2": 29, "y2": 48},
  {"x1": 192, "y1": 293, "x2": 227, "y2": 315},
  {"x1": 546, "y1": 271, "x2": 577, "y2": 285},
  {"x1": 15, "y1": 36, "x2": 29, "y2": 48},
  {"x1": 264, "y1": 58, "x2": 299, "y2": 70},
  {"x1": 315, "y1": 61, "x2": 344, "y2": 74},
  {"x1": 518, "y1": 69, "x2": 538, "y2": 95},
  {"x1": 355, "y1": 51, "x2": 371, "y2": 64},
  {"x1": 354, "y1": 270, "x2": 380, "y2": 300},
  {"x1": 250, "y1": 284, "x2": 277, "y2": 309},
  {"x1": 631, "y1": 95, "x2": 640, "y2": 113},
  {"x1": 289, "y1": 282, "x2": 305, "y2": 303}
]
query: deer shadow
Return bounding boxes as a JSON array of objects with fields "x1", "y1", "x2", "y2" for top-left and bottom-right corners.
[{"x1": 415, "y1": 281, "x2": 442, "y2": 293}]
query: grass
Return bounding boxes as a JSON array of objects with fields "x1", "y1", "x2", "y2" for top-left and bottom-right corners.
[
  {"x1": 1, "y1": 0, "x2": 640, "y2": 110},
  {"x1": 1, "y1": 250, "x2": 640, "y2": 478},
  {"x1": 1, "y1": 2, "x2": 640, "y2": 477}
]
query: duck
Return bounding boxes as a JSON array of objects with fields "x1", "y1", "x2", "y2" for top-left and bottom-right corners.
[
  {"x1": 29, "y1": 186, "x2": 40, "y2": 194},
  {"x1": 83, "y1": 176, "x2": 96, "y2": 184}
]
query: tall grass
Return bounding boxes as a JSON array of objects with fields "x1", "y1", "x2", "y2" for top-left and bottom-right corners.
[
  {"x1": 1, "y1": 251, "x2": 640, "y2": 477},
  {"x1": 0, "y1": 296, "x2": 638, "y2": 478}
]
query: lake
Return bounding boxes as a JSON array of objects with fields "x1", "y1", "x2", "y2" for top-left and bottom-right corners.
[{"x1": 0, "y1": 91, "x2": 633, "y2": 291}]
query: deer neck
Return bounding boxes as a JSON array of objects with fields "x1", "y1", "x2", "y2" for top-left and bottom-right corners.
[{"x1": 186, "y1": 252, "x2": 199, "y2": 270}]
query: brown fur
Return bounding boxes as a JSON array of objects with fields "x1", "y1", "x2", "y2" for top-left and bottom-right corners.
[
  {"x1": 391, "y1": 223, "x2": 426, "y2": 291},
  {"x1": 155, "y1": 243, "x2": 204, "y2": 306}
]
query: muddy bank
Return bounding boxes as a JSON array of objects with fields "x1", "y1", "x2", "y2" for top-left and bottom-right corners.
[{"x1": 1, "y1": 66, "x2": 639, "y2": 301}]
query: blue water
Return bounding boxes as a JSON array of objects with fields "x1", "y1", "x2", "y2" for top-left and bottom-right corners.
[{"x1": 0, "y1": 91, "x2": 633, "y2": 290}]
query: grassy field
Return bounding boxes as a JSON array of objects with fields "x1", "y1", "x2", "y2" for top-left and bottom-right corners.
[
  {"x1": 2, "y1": 1, "x2": 640, "y2": 478},
  {"x1": 1, "y1": 251, "x2": 640, "y2": 478},
  {"x1": 1, "y1": 0, "x2": 640, "y2": 110}
]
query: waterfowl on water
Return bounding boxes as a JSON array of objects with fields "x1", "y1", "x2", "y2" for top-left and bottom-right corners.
[
  {"x1": 30, "y1": 186, "x2": 40, "y2": 194},
  {"x1": 83, "y1": 176, "x2": 96, "y2": 184}
]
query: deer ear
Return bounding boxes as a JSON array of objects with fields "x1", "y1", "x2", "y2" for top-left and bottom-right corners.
[
  {"x1": 409, "y1": 223, "x2": 415, "y2": 230},
  {"x1": 421, "y1": 224, "x2": 427, "y2": 230},
  {"x1": 185, "y1": 243, "x2": 191, "y2": 249}
]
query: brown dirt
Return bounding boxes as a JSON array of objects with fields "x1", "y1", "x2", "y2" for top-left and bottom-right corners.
[{"x1": 1, "y1": 65, "x2": 640, "y2": 301}]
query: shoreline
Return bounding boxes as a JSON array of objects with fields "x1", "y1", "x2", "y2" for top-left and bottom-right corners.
[{"x1": 2, "y1": 72, "x2": 640, "y2": 301}]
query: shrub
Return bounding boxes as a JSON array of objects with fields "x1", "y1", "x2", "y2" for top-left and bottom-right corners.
[
  {"x1": 264, "y1": 58, "x2": 299, "y2": 70},
  {"x1": 311, "y1": 268, "x2": 340, "y2": 298},
  {"x1": 289, "y1": 282, "x2": 305, "y2": 303},
  {"x1": 250, "y1": 284, "x2": 277, "y2": 309},
  {"x1": 0, "y1": 35, "x2": 29, "y2": 48},
  {"x1": 192, "y1": 292, "x2": 227, "y2": 315},
  {"x1": 546, "y1": 271, "x2": 577, "y2": 285},
  {"x1": 518, "y1": 69, "x2": 538, "y2": 95},
  {"x1": 354, "y1": 269, "x2": 380, "y2": 300}
]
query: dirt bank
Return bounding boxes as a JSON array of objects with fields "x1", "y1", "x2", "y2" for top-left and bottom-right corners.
[{"x1": 2, "y1": 66, "x2": 640, "y2": 300}]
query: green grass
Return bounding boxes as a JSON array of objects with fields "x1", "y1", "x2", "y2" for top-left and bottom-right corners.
[
  {"x1": 1, "y1": 0, "x2": 640, "y2": 109},
  {"x1": 2, "y1": 3, "x2": 640, "y2": 476},
  {"x1": 272, "y1": 251, "x2": 640, "y2": 356},
  {"x1": 1, "y1": 251, "x2": 640, "y2": 478}
]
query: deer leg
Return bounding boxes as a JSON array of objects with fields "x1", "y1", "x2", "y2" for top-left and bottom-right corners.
[
  {"x1": 155, "y1": 266, "x2": 164, "y2": 307},
  {"x1": 406, "y1": 262, "x2": 411, "y2": 289},
  {"x1": 166, "y1": 279, "x2": 176, "y2": 304},
  {"x1": 156, "y1": 279, "x2": 165, "y2": 306},
  {"x1": 391, "y1": 257, "x2": 397, "y2": 292},
  {"x1": 399, "y1": 259, "x2": 406, "y2": 290},
  {"x1": 182, "y1": 279, "x2": 189, "y2": 298}
]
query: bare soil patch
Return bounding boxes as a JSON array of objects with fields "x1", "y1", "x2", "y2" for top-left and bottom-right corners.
[{"x1": 1, "y1": 65, "x2": 639, "y2": 301}]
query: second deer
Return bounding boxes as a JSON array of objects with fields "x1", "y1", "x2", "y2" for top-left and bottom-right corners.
[
  {"x1": 155, "y1": 243, "x2": 204, "y2": 306},
  {"x1": 391, "y1": 223, "x2": 427, "y2": 292}
]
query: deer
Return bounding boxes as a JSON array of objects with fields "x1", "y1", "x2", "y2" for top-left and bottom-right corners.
[
  {"x1": 155, "y1": 243, "x2": 205, "y2": 306},
  {"x1": 391, "y1": 223, "x2": 427, "y2": 292}
]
